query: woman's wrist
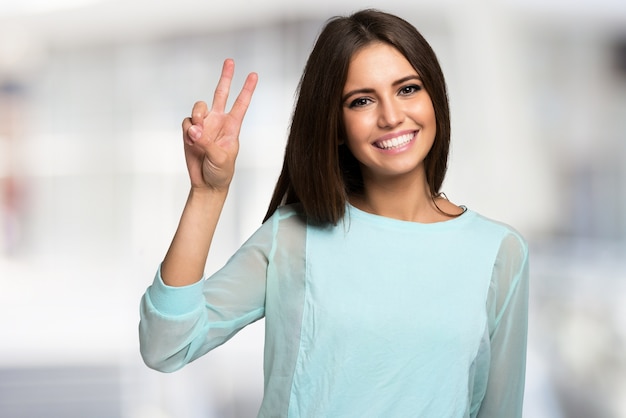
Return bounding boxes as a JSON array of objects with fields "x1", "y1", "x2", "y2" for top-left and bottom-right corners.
[{"x1": 188, "y1": 184, "x2": 229, "y2": 202}]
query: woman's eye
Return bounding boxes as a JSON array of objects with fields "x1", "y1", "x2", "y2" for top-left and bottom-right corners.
[
  {"x1": 349, "y1": 97, "x2": 371, "y2": 108},
  {"x1": 399, "y1": 85, "x2": 421, "y2": 95}
]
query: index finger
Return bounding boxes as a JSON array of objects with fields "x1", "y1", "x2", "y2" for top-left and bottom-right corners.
[{"x1": 211, "y1": 59, "x2": 235, "y2": 113}]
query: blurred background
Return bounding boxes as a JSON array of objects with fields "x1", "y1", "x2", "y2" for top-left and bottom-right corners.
[{"x1": 0, "y1": 0, "x2": 625, "y2": 417}]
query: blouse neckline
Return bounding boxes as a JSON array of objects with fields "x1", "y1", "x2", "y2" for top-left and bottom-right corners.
[{"x1": 345, "y1": 203, "x2": 473, "y2": 231}]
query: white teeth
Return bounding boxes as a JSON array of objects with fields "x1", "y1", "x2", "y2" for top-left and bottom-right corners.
[{"x1": 376, "y1": 133, "x2": 414, "y2": 150}]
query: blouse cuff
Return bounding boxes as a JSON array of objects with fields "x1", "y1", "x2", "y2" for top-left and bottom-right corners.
[{"x1": 147, "y1": 264, "x2": 206, "y2": 317}]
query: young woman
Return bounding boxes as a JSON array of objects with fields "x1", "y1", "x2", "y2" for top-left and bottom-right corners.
[{"x1": 139, "y1": 9, "x2": 529, "y2": 417}]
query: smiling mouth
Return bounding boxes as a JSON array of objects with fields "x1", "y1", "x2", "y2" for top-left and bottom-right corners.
[{"x1": 374, "y1": 132, "x2": 415, "y2": 150}]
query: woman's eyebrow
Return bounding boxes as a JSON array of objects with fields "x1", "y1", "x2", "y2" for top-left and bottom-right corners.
[
  {"x1": 392, "y1": 75, "x2": 422, "y2": 86},
  {"x1": 342, "y1": 74, "x2": 422, "y2": 102},
  {"x1": 342, "y1": 87, "x2": 375, "y2": 102}
]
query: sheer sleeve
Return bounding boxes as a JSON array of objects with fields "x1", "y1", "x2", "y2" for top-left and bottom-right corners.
[
  {"x1": 138, "y1": 212, "x2": 276, "y2": 372},
  {"x1": 477, "y1": 231, "x2": 530, "y2": 418}
]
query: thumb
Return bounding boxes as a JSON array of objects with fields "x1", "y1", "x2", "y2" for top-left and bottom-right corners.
[{"x1": 187, "y1": 124, "x2": 203, "y2": 144}]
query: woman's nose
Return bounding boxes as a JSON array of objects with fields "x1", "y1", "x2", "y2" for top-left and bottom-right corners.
[{"x1": 377, "y1": 99, "x2": 403, "y2": 128}]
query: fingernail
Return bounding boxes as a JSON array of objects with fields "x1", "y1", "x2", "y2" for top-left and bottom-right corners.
[{"x1": 188, "y1": 125, "x2": 200, "y2": 140}]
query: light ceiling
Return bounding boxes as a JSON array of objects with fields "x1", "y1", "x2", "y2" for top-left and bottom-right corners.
[{"x1": 0, "y1": 0, "x2": 624, "y2": 50}]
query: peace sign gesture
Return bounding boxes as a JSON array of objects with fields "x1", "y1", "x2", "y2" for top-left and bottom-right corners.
[{"x1": 182, "y1": 59, "x2": 258, "y2": 192}]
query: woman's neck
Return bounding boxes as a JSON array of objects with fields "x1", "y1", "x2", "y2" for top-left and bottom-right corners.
[{"x1": 350, "y1": 174, "x2": 462, "y2": 223}]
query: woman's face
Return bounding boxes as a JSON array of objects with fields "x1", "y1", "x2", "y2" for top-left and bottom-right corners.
[{"x1": 341, "y1": 42, "x2": 436, "y2": 183}]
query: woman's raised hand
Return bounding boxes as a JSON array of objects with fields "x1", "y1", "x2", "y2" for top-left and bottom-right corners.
[{"x1": 182, "y1": 59, "x2": 258, "y2": 192}]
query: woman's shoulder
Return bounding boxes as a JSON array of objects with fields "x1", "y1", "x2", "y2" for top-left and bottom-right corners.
[
  {"x1": 263, "y1": 203, "x2": 308, "y2": 233},
  {"x1": 268, "y1": 203, "x2": 306, "y2": 221},
  {"x1": 467, "y1": 209, "x2": 528, "y2": 253}
]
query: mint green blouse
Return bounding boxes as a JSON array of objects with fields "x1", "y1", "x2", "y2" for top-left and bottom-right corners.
[{"x1": 139, "y1": 204, "x2": 529, "y2": 417}]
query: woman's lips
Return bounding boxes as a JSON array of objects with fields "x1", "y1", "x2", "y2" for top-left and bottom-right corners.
[{"x1": 374, "y1": 131, "x2": 416, "y2": 150}]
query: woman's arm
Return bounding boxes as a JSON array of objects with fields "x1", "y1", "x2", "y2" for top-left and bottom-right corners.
[
  {"x1": 138, "y1": 60, "x2": 259, "y2": 371},
  {"x1": 139, "y1": 217, "x2": 273, "y2": 372},
  {"x1": 162, "y1": 59, "x2": 258, "y2": 287},
  {"x1": 478, "y1": 232, "x2": 530, "y2": 418}
]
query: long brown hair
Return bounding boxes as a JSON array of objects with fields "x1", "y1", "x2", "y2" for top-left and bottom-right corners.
[{"x1": 264, "y1": 9, "x2": 451, "y2": 225}]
